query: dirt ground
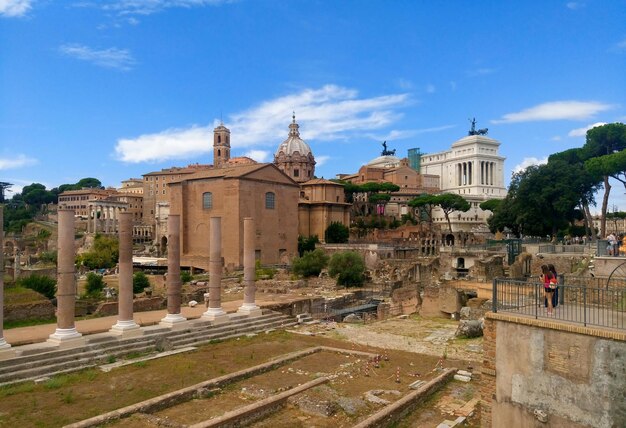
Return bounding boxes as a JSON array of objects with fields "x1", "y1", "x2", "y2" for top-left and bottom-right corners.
[{"x1": 0, "y1": 313, "x2": 481, "y2": 428}]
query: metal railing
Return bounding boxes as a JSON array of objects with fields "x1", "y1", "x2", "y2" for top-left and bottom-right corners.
[
  {"x1": 492, "y1": 278, "x2": 626, "y2": 330},
  {"x1": 537, "y1": 244, "x2": 591, "y2": 254}
]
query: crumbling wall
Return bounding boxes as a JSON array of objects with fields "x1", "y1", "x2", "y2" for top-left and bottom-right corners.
[{"x1": 471, "y1": 256, "x2": 505, "y2": 281}]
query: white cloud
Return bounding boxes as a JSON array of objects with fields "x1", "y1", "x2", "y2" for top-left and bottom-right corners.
[
  {"x1": 467, "y1": 67, "x2": 497, "y2": 77},
  {"x1": 492, "y1": 100, "x2": 613, "y2": 124},
  {"x1": 566, "y1": 2, "x2": 584, "y2": 10},
  {"x1": 0, "y1": 0, "x2": 32, "y2": 17},
  {"x1": 513, "y1": 157, "x2": 548, "y2": 173},
  {"x1": 100, "y1": 0, "x2": 231, "y2": 15},
  {"x1": 115, "y1": 125, "x2": 212, "y2": 163},
  {"x1": 396, "y1": 78, "x2": 414, "y2": 90},
  {"x1": 59, "y1": 43, "x2": 136, "y2": 70},
  {"x1": 551, "y1": 135, "x2": 562, "y2": 141},
  {"x1": 315, "y1": 155, "x2": 330, "y2": 167},
  {"x1": 568, "y1": 122, "x2": 607, "y2": 137},
  {"x1": 615, "y1": 38, "x2": 626, "y2": 50},
  {"x1": 243, "y1": 149, "x2": 270, "y2": 163},
  {"x1": 114, "y1": 84, "x2": 410, "y2": 163},
  {"x1": 425, "y1": 84, "x2": 436, "y2": 94},
  {"x1": 0, "y1": 154, "x2": 37, "y2": 170}
]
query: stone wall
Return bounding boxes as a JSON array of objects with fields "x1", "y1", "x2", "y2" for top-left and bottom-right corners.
[
  {"x1": 4, "y1": 301, "x2": 55, "y2": 322},
  {"x1": 94, "y1": 297, "x2": 166, "y2": 317},
  {"x1": 481, "y1": 313, "x2": 626, "y2": 427}
]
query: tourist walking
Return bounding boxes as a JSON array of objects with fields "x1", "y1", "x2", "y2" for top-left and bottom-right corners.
[
  {"x1": 547, "y1": 264, "x2": 559, "y2": 309},
  {"x1": 541, "y1": 265, "x2": 556, "y2": 316}
]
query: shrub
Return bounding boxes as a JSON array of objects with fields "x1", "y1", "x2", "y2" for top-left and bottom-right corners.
[
  {"x1": 180, "y1": 270, "x2": 193, "y2": 283},
  {"x1": 16, "y1": 275, "x2": 57, "y2": 300},
  {"x1": 328, "y1": 251, "x2": 365, "y2": 287},
  {"x1": 85, "y1": 272, "x2": 105, "y2": 297},
  {"x1": 76, "y1": 234, "x2": 119, "y2": 270},
  {"x1": 325, "y1": 222, "x2": 349, "y2": 243},
  {"x1": 255, "y1": 260, "x2": 276, "y2": 279},
  {"x1": 297, "y1": 235, "x2": 319, "y2": 257},
  {"x1": 38, "y1": 251, "x2": 57, "y2": 265},
  {"x1": 292, "y1": 249, "x2": 329, "y2": 278},
  {"x1": 132, "y1": 271, "x2": 150, "y2": 294}
]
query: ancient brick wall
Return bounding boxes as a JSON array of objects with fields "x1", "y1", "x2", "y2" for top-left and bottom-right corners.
[
  {"x1": 483, "y1": 313, "x2": 626, "y2": 427},
  {"x1": 480, "y1": 317, "x2": 496, "y2": 427}
]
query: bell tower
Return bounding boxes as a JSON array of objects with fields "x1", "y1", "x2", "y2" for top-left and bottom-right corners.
[{"x1": 213, "y1": 123, "x2": 231, "y2": 167}]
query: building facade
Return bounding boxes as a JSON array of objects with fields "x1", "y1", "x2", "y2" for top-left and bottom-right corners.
[
  {"x1": 168, "y1": 163, "x2": 300, "y2": 270},
  {"x1": 419, "y1": 133, "x2": 507, "y2": 232},
  {"x1": 298, "y1": 179, "x2": 351, "y2": 241}
]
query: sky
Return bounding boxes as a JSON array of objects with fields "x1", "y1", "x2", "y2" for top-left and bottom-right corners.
[{"x1": 1, "y1": 0, "x2": 626, "y2": 212}]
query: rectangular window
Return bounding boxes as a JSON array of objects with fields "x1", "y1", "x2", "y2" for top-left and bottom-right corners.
[
  {"x1": 203, "y1": 192, "x2": 212, "y2": 209},
  {"x1": 265, "y1": 192, "x2": 275, "y2": 209}
]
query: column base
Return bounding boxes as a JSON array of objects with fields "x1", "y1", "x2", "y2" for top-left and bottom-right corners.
[
  {"x1": 237, "y1": 305, "x2": 263, "y2": 318},
  {"x1": 47, "y1": 328, "x2": 85, "y2": 348},
  {"x1": 159, "y1": 313, "x2": 188, "y2": 329},
  {"x1": 201, "y1": 307, "x2": 230, "y2": 324},
  {"x1": 110, "y1": 320, "x2": 142, "y2": 337}
]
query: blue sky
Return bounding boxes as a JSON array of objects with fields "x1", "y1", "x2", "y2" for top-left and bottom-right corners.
[{"x1": 1, "y1": 0, "x2": 626, "y2": 211}]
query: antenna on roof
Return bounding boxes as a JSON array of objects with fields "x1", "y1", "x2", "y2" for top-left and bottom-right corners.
[{"x1": 220, "y1": 110, "x2": 223, "y2": 126}]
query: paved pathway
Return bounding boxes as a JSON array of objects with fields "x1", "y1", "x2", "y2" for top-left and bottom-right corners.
[{"x1": 3, "y1": 294, "x2": 306, "y2": 346}]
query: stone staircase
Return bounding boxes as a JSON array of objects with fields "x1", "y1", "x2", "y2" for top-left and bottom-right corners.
[{"x1": 0, "y1": 310, "x2": 296, "y2": 386}]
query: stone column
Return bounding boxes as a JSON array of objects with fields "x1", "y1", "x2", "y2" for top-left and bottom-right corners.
[
  {"x1": 0, "y1": 205, "x2": 11, "y2": 351},
  {"x1": 86, "y1": 204, "x2": 91, "y2": 234},
  {"x1": 93, "y1": 205, "x2": 98, "y2": 234},
  {"x1": 160, "y1": 214, "x2": 187, "y2": 327},
  {"x1": 13, "y1": 248, "x2": 20, "y2": 282},
  {"x1": 104, "y1": 206, "x2": 111, "y2": 234},
  {"x1": 202, "y1": 217, "x2": 229, "y2": 323},
  {"x1": 238, "y1": 218, "x2": 262, "y2": 317},
  {"x1": 48, "y1": 209, "x2": 84, "y2": 345},
  {"x1": 110, "y1": 212, "x2": 141, "y2": 336}
]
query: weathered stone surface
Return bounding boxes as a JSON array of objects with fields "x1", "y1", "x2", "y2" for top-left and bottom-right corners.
[
  {"x1": 439, "y1": 287, "x2": 462, "y2": 314},
  {"x1": 460, "y1": 306, "x2": 485, "y2": 320},
  {"x1": 455, "y1": 320, "x2": 483, "y2": 338},
  {"x1": 343, "y1": 313, "x2": 362, "y2": 323}
]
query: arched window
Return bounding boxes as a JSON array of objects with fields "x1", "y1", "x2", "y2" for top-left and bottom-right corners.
[
  {"x1": 203, "y1": 192, "x2": 212, "y2": 209},
  {"x1": 265, "y1": 192, "x2": 275, "y2": 209},
  {"x1": 217, "y1": 135, "x2": 221, "y2": 143}
]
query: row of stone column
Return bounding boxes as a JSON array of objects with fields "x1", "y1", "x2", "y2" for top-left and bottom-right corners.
[
  {"x1": 456, "y1": 160, "x2": 496, "y2": 187},
  {"x1": 86, "y1": 203, "x2": 125, "y2": 234},
  {"x1": 0, "y1": 207, "x2": 262, "y2": 351}
]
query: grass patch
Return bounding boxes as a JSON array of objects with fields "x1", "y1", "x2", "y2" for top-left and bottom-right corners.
[
  {"x1": 4, "y1": 287, "x2": 49, "y2": 305},
  {"x1": 0, "y1": 382, "x2": 35, "y2": 397},
  {"x1": 4, "y1": 317, "x2": 57, "y2": 330},
  {"x1": 44, "y1": 377, "x2": 68, "y2": 390}
]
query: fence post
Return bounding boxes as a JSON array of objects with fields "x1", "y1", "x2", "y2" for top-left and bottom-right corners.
[
  {"x1": 535, "y1": 280, "x2": 538, "y2": 319},
  {"x1": 583, "y1": 285, "x2": 587, "y2": 327},
  {"x1": 492, "y1": 278, "x2": 497, "y2": 313}
]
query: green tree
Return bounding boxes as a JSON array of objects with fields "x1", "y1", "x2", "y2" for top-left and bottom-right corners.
[
  {"x1": 292, "y1": 249, "x2": 329, "y2": 277},
  {"x1": 133, "y1": 271, "x2": 150, "y2": 294},
  {"x1": 408, "y1": 194, "x2": 437, "y2": 225},
  {"x1": 433, "y1": 193, "x2": 471, "y2": 233},
  {"x1": 297, "y1": 235, "x2": 319, "y2": 257},
  {"x1": 325, "y1": 222, "x2": 349, "y2": 243},
  {"x1": 580, "y1": 123, "x2": 626, "y2": 236},
  {"x1": 85, "y1": 272, "x2": 105, "y2": 297},
  {"x1": 17, "y1": 275, "x2": 57, "y2": 300},
  {"x1": 328, "y1": 251, "x2": 365, "y2": 287},
  {"x1": 479, "y1": 199, "x2": 502, "y2": 212},
  {"x1": 77, "y1": 234, "x2": 119, "y2": 269}
]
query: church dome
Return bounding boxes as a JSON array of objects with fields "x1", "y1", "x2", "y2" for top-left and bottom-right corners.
[
  {"x1": 275, "y1": 114, "x2": 313, "y2": 157},
  {"x1": 366, "y1": 155, "x2": 401, "y2": 168}
]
